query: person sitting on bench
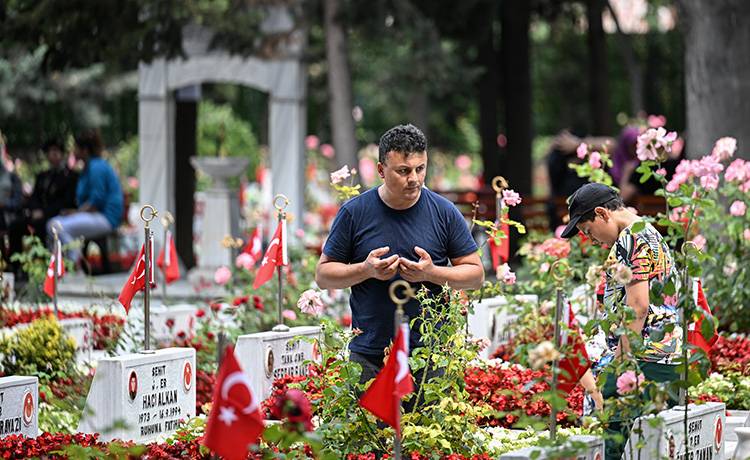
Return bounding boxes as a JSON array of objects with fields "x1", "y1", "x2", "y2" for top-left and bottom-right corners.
[{"x1": 47, "y1": 129, "x2": 123, "y2": 270}]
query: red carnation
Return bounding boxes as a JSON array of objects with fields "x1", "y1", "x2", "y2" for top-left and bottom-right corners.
[{"x1": 270, "y1": 388, "x2": 313, "y2": 431}]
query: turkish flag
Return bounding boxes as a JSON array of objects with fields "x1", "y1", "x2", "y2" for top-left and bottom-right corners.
[
  {"x1": 203, "y1": 345, "x2": 265, "y2": 460},
  {"x1": 252, "y1": 220, "x2": 287, "y2": 289},
  {"x1": 688, "y1": 279, "x2": 719, "y2": 354},
  {"x1": 557, "y1": 302, "x2": 591, "y2": 395},
  {"x1": 43, "y1": 243, "x2": 65, "y2": 298},
  {"x1": 118, "y1": 238, "x2": 156, "y2": 313},
  {"x1": 359, "y1": 323, "x2": 414, "y2": 435},
  {"x1": 157, "y1": 230, "x2": 180, "y2": 284},
  {"x1": 242, "y1": 226, "x2": 263, "y2": 262}
]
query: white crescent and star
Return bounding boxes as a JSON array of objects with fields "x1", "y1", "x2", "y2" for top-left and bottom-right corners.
[{"x1": 221, "y1": 371, "x2": 258, "y2": 414}]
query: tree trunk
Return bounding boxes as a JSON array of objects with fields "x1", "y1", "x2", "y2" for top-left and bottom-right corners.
[
  {"x1": 408, "y1": 86, "x2": 430, "y2": 140},
  {"x1": 678, "y1": 0, "x2": 750, "y2": 158},
  {"x1": 501, "y1": 0, "x2": 532, "y2": 196},
  {"x1": 174, "y1": 98, "x2": 197, "y2": 270},
  {"x1": 587, "y1": 0, "x2": 611, "y2": 134},
  {"x1": 477, "y1": 2, "x2": 501, "y2": 184},
  {"x1": 606, "y1": 0, "x2": 644, "y2": 117},
  {"x1": 324, "y1": 0, "x2": 358, "y2": 168}
]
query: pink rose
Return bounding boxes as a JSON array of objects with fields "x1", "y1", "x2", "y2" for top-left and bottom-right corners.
[
  {"x1": 305, "y1": 135, "x2": 320, "y2": 151},
  {"x1": 235, "y1": 253, "x2": 255, "y2": 271},
  {"x1": 692, "y1": 234, "x2": 707, "y2": 251},
  {"x1": 655, "y1": 168, "x2": 667, "y2": 176},
  {"x1": 214, "y1": 266, "x2": 232, "y2": 285},
  {"x1": 712, "y1": 137, "x2": 737, "y2": 161},
  {"x1": 297, "y1": 289, "x2": 325, "y2": 316},
  {"x1": 647, "y1": 114, "x2": 666, "y2": 128},
  {"x1": 330, "y1": 165, "x2": 350, "y2": 184},
  {"x1": 700, "y1": 174, "x2": 719, "y2": 190},
  {"x1": 502, "y1": 189, "x2": 522, "y2": 207},
  {"x1": 282, "y1": 309, "x2": 297, "y2": 321},
  {"x1": 730, "y1": 200, "x2": 747, "y2": 217},
  {"x1": 504, "y1": 271, "x2": 517, "y2": 285},
  {"x1": 576, "y1": 143, "x2": 588, "y2": 159},
  {"x1": 744, "y1": 229, "x2": 750, "y2": 241},
  {"x1": 616, "y1": 370, "x2": 645, "y2": 395},
  {"x1": 358, "y1": 156, "x2": 376, "y2": 184},
  {"x1": 588, "y1": 151, "x2": 602, "y2": 169},
  {"x1": 320, "y1": 143, "x2": 335, "y2": 159},
  {"x1": 455, "y1": 154, "x2": 472, "y2": 170}
]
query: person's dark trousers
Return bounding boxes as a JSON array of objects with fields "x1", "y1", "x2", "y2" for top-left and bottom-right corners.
[
  {"x1": 601, "y1": 361, "x2": 679, "y2": 460},
  {"x1": 350, "y1": 350, "x2": 445, "y2": 413}
]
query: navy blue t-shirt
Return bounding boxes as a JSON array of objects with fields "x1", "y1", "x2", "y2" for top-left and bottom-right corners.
[{"x1": 323, "y1": 187, "x2": 478, "y2": 355}]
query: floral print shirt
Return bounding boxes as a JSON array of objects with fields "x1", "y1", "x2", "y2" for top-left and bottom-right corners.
[{"x1": 602, "y1": 221, "x2": 682, "y2": 364}]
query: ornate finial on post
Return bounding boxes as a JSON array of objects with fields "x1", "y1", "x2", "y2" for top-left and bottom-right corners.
[
  {"x1": 140, "y1": 204, "x2": 158, "y2": 351},
  {"x1": 548, "y1": 259, "x2": 571, "y2": 441},
  {"x1": 271, "y1": 194, "x2": 290, "y2": 332}
]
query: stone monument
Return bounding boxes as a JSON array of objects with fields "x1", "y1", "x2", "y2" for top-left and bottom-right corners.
[
  {"x1": 498, "y1": 434, "x2": 604, "y2": 460},
  {"x1": 234, "y1": 326, "x2": 321, "y2": 401},
  {"x1": 623, "y1": 402, "x2": 725, "y2": 460},
  {"x1": 78, "y1": 347, "x2": 196, "y2": 443},
  {"x1": 0, "y1": 376, "x2": 38, "y2": 439}
]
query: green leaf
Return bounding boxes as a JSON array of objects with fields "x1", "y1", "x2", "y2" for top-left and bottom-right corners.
[
  {"x1": 701, "y1": 315, "x2": 716, "y2": 342},
  {"x1": 630, "y1": 221, "x2": 646, "y2": 234}
]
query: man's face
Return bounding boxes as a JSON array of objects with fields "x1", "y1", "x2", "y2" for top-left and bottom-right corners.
[
  {"x1": 378, "y1": 151, "x2": 427, "y2": 200},
  {"x1": 47, "y1": 147, "x2": 63, "y2": 168},
  {"x1": 576, "y1": 207, "x2": 619, "y2": 246}
]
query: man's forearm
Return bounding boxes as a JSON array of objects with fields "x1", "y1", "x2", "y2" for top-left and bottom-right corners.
[
  {"x1": 316, "y1": 261, "x2": 370, "y2": 290},
  {"x1": 427, "y1": 264, "x2": 484, "y2": 290}
]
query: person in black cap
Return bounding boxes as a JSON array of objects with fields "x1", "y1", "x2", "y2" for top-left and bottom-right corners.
[{"x1": 561, "y1": 182, "x2": 682, "y2": 460}]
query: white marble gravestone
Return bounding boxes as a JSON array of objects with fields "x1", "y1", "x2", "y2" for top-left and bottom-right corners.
[
  {"x1": 235, "y1": 326, "x2": 321, "y2": 401},
  {"x1": 59, "y1": 318, "x2": 93, "y2": 362},
  {"x1": 498, "y1": 434, "x2": 604, "y2": 460},
  {"x1": 78, "y1": 347, "x2": 196, "y2": 443},
  {"x1": 623, "y1": 402, "x2": 725, "y2": 460},
  {"x1": 0, "y1": 376, "x2": 38, "y2": 439},
  {"x1": 467, "y1": 294, "x2": 537, "y2": 359}
]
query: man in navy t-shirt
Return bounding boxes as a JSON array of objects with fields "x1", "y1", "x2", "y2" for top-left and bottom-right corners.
[{"x1": 315, "y1": 124, "x2": 483, "y2": 382}]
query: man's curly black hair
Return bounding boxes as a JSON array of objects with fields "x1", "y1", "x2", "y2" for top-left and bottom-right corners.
[{"x1": 378, "y1": 124, "x2": 427, "y2": 164}]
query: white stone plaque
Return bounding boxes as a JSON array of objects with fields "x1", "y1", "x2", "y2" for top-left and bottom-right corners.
[
  {"x1": 59, "y1": 318, "x2": 93, "y2": 362},
  {"x1": 235, "y1": 326, "x2": 321, "y2": 401},
  {"x1": 467, "y1": 294, "x2": 536, "y2": 359},
  {"x1": 78, "y1": 347, "x2": 196, "y2": 443},
  {"x1": 498, "y1": 434, "x2": 604, "y2": 460},
  {"x1": 623, "y1": 402, "x2": 725, "y2": 460},
  {"x1": 0, "y1": 376, "x2": 38, "y2": 438}
]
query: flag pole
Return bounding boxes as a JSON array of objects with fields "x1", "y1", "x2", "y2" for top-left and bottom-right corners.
[
  {"x1": 271, "y1": 194, "x2": 290, "y2": 333},
  {"x1": 160, "y1": 211, "x2": 174, "y2": 306},
  {"x1": 549, "y1": 260, "x2": 570, "y2": 442},
  {"x1": 51, "y1": 226, "x2": 60, "y2": 319},
  {"x1": 140, "y1": 205, "x2": 158, "y2": 351},
  {"x1": 388, "y1": 280, "x2": 416, "y2": 460}
]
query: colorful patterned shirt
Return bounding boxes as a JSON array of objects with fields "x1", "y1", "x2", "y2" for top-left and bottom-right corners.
[{"x1": 603, "y1": 221, "x2": 682, "y2": 364}]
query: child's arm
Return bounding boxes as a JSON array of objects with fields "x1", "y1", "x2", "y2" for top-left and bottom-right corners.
[{"x1": 580, "y1": 368, "x2": 603, "y2": 411}]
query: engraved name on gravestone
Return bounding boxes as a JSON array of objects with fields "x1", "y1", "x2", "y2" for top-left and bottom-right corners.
[
  {"x1": 0, "y1": 376, "x2": 38, "y2": 439},
  {"x1": 498, "y1": 434, "x2": 604, "y2": 460},
  {"x1": 235, "y1": 326, "x2": 322, "y2": 401},
  {"x1": 78, "y1": 348, "x2": 196, "y2": 443},
  {"x1": 623, "y1": 402, "x2": 725, "y2": 460}
]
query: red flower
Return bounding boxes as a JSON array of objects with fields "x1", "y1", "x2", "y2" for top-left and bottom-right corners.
[
  {"x1": 339, "y1": 314, "x2": 352, "y2": 327},
  {"x1": 196, "y1": 309, "x2": 206, "y2": 318},
  {"x1": 165, "y1": 318, "x2": 175, "y2": 329},
  {"x1": 210, "y1": 302, "x2": 221, "y2": 312},
  {"x1": 253, "y1": 295, "x2": 264, "y2": 311},
  {"x1": 270, "y1": 389, "x2": 314, "y2": 431},
  {"x1": 232, "y1": 295, "x2": 249, "y2": 307}
]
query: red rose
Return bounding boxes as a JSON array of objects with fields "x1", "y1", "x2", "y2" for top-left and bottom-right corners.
[{"x1": 196, "y1": 309, "x2": 205, "y2": 318}]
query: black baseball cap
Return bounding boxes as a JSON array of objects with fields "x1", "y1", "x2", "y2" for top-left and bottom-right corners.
[{"x1": 560, "y1": 183, "x2": 619, "y2": 239}]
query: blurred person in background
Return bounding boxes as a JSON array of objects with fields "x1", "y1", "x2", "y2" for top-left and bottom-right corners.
[
  {"x1": 0, "y1": 134, "x2": 24, "y2": 270},
  {"x1": 8, "y1": 138, "x2": 79, "y2": 277},
  {"x1": 47, "y1": 129, "x2": 123, "y2": 269}
]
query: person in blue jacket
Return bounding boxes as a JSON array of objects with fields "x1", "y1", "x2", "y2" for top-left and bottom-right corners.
[{"x1": 47, "y1": 129, "x2": 123, "y2": 267}]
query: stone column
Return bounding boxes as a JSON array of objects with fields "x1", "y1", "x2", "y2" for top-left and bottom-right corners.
[{"x1": 138, "y1": 59, "x2": 175, "y2": 249}]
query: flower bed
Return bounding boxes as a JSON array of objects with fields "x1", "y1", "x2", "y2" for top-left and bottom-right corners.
[{"x1": 464, "y1": 362, "x2": 584, "y2": 427}]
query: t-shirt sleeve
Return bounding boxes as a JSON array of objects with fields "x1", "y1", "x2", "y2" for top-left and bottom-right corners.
[
  {"x1": 615, "y1": 233, "x2": 652, "y2": 282},
  {"x1": 323, "y1": 207, "x2": 354, "y2": 262},
  {"x1": 446, "y1": 205, "x2": 478, "y2": 258}
]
